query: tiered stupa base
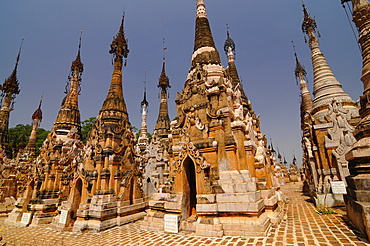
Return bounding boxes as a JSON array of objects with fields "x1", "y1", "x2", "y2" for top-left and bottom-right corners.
[
  {"x1": 141, "y1": 170, "x2": 282, "y2": 237},
  {"x1": 345, "y1": 174, "x2": 370, "y2": 240},
  {"x1": 72, "y1": 194, "x2": 145, "y2": 232}
]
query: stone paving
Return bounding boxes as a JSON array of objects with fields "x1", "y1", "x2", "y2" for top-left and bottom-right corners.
[{"x1": 0, "y1": 182, "x2": 369, "y2": 245}]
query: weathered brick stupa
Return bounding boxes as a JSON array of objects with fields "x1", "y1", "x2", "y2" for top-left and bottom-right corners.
[
  {"x1": 69, "y1": 16, "x2": 145, "y2": 232},
  {"x1": 343, "y1": 0, "x2": 370, "y2": 240},
  {"x1": 141, "y1": 58, "x2": 171, "y2": 199},
  {"x1": 15, "y1": 100, "x2": 43, "y2": 199},
  {"x1": 0, "y1": 41, "x2": 22, "y2": 159},
  {"x1": 293, "y1": 44, "x2": 316, "y2": 195},
  {"x1": 141, "y1": 0, "x2": 281, "y2": 237},
  {"x1": 0, "y1": 100, "x2": 43, "y2": 215},
  {"x1": 6, "y1": 34, "x2": 84, "y2": 226},
  {"x1": 0, "y1": 42, "x2": 23, "y2": 212},
  {"x1": 300, "y1": 4, "x2": 360, "y2": 207}
]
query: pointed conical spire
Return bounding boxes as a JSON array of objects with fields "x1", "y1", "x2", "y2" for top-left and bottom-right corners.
[
  {"x1": 292, "y1": 41, "x2": 307, "y2": 81},
  {"x1": 53, "y1": 33, "x2": 84, "y2": 136},
  {"x1": 0, "y1": 40, "x2": 23, "y2": 157},
  {"x1": 109, "y1": 14, "x2": 129, "y2": 60},
  {"x1": 301, "y1": 4, "x2": 356, "y2": 120},
  {"x1": 101, "y1": 14, "x2": 129, "y2": 114},
  {"x1": 71, "y1": 30, "x2": 84, "y2": 76},
  {"x1": 158, "y1": 58, "x2": 170, "y2": 90},
  {"x1": 155, "y1": 57, "x2": 171, "y2": 138},
  {"x1": 223, "y1": 27, "x2": 253, "y2": 113},
  {"x1": 138, "y1": 82, "x2": 149, "y2": 150},
  {"x1": 32, "y1": 97, "x2": 43, "y2": 122},
  {"x1": 24, "y1": 99, "x2": 43, "y2": 154},
  {"x1": 224, "y1": 26, "x2": 238, "y2": 88},
  {"x1": 224, "y1": 25, "x2": 236, "y2": 63},
  {"x1": 292, "y1": 41, "x2": 313, "y2": 130},
  {"x1": 1, "y1": 39, "x2": 22, "y2": 98},
  {"x1": 191, "y1": 0, "x2": 221, "y2": 68},
  {"x1": 141, "y1": 85, "x2": 148, "y2": 108}
]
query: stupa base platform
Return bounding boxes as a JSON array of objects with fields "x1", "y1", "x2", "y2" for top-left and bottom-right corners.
[
  {"x1": 71, "y1": 194, "x2": 146, "y2": 232},
  {"x1": 141, "y1": 209, "x2": 282, "y2": 237}
]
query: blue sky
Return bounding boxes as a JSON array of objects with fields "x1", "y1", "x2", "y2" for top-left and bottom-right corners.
[{"x1": 0, "y1": 1, "x2": 363, "y2": 166}]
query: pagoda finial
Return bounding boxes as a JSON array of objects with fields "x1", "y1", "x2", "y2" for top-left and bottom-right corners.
[
  {"x1": 32, "y1": 94, "x2": 43, "y2": 122},
  {"x1": 1, "y1": 39, "x2": 23, "y2": 96},
  {"x1": 109, "y1": 13, "x2": 129, "y2": 61},
  {"x1": 224, "y1": 24, "x2": 236, "y2": 60},
  {"x1": 301, "y1": 4, "x2": 320, "y2": 43},
  {"x1": 291, "y1": 41, "x2": 307, "y2": 82},
  {"x1": 159, "y1": 51, "x2": 171, "y2": 91},
  {"x1": 71, "y1": 30, "x2": 84, "y2": 75},
  {"x1": 78, "y1": 29, "x2": 82, "y2": 57},
  {"x1": 162, "y1": 38, "x2": 167, "y2": 62},
  {"x1": 141, "y1": 75, "x2": 149, "y2": 108},
  {"x1": 15, "y1": 39, "x2": 23, "y2": 71}
]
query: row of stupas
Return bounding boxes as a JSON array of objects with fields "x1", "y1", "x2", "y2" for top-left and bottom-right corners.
[
  {"x1": 297, "y1": 3, "x2": 360, "y2": 207},
  {"x1": 0, "y1": 0, "x2": 284, "y2": 236},
  {"x1": 297, "y1": 0, "x2": 370, "y2": 240}
]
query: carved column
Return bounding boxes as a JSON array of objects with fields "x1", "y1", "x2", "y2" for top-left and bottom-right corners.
[{"x1": 344, "y1": 0, "x2": 370, "y2": 240}]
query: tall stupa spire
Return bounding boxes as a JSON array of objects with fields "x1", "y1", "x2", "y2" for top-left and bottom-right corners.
[
  {"x1": 53, "y1": 32, "x2": 84, "y2": 137},
  {"x1": 292, "y1": 41, "x2": 313, "y2": 131},
  {"x1": 0, "y1": 40, "x2": 23, "y2": 157},
  {"x1": 101, "y1": 14, "x2": 129, "y2": 114},
  {"x1": 154, "y1": 55, "x2": 171, "y2": 139},
  {"x1": 71, "y1": 14, "x2": 144, "y2": 231},
  {"x1": 138, "y1": 80, "x2": 149, "y2": 151},
  {"x1": 224, "y1": 26, "x2": 252, "y2": 113},
  {"x1": 301, "y1": 4, "x2": 357, "y2": 121},
  {"x1": 82, "y1": 13, "x2": 135, "y2": 193},
  {"x1": 191, "y1": 0, "x2": 221, "y2": 68}
]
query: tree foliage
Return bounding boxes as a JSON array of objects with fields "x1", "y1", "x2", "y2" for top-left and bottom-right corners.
[
  {"x1": 81, "y1": 117, "x2": 96, "y2": 143},
  {"x1": 8, "y1": 124, "x2": 49, "y2": 157}
]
